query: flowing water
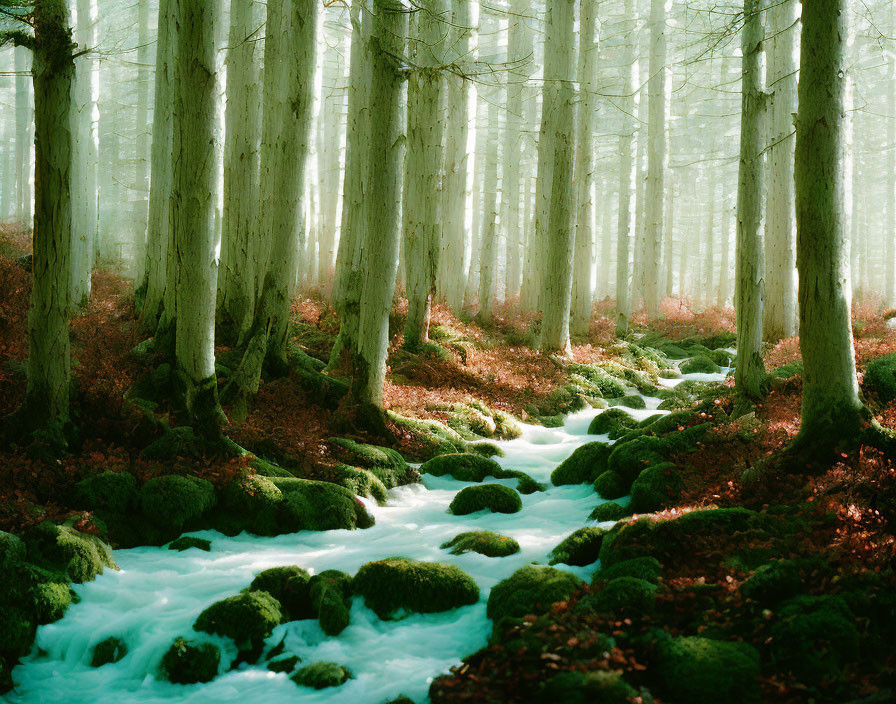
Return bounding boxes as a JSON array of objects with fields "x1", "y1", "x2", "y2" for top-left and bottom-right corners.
[{"x1": 6, "y1": 368, "x2": 729, "y2": 704}]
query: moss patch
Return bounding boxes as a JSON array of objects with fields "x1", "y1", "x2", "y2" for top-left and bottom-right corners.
[
  {"x1": 629, "y1": 462, "x2": 682, "y2": 513},
  {"x1": 587, "y1": 409, "x2": 639, "y2": 438},
  {"x1": 91, "y1": 637, "x2": 128, "y2": 667},
  {"x1": 593, "y1": 556, "x2": 663, "y2": 585},
  {"x1": 588, "y1": 501, "x2": 632, "y2": 523},
  {"x1": 73, "y1": 471, "x2": 138, "y2": 513},
  {"x1": 193, "y1": 590, "x2": 283, "y2": 658},
  {"x1": 487, "y1": 566, "x2": 585, "y2": 623},
  {"x1": 449, "y1": 484, "x2": 522, "y2": 515},
  {"x1": 250, "y1": 566, "x2": 313, "y2": 621},
  {"x1": 655, "y1": 636, "x2": 760, "y2": 704},
  {"x1": 441, "y1": 531, "x2": 521, "y2": 557},
  {"x1": 139, "y1": 474, "x2": 216, "y2": 534},
  {"x1": 863, "y1": 353, "x2": 896, "y2": 404},
  {"x1": 291, "y1": 662, "x2": 352, "y2": 689},
  {"x1": 168, "y1": 536, "x2": 211, "y2": 552},
  {"x1": 161, "y1": 637, "x2": 220, "y2": 685},
  {"x1": 680, "y1": 355, "x2": 722, "y2": 374},
  {"x1": 549, "y1": 527, "x2": 606, "y2": 566},
  {"x1": 23, "y1": 521, "x2": 116, "y2": 584},
  {"x1": 551, "y1": 442, "x2": 612, "y2": 485}
]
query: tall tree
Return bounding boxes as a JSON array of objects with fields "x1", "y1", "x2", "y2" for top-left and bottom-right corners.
[
  {"x1": 538, "y1": 0, "x2": 577, "y2": 354},
  {"x1": 14, "y1": 44, "x2": 31, "y2": 225},
  {"x1": 403, "y1": 0, "x2": 447, "y2": 349},
  {"x1": 733, "y1": 0, "x2": 766, "y2": 408}
]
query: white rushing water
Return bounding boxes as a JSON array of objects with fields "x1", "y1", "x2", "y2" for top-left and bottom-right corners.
[{"x1": 7, "y1": 367, "x2": 729, "y2": 704}]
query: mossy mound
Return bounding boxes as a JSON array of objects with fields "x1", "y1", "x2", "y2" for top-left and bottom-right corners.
[
  {"x1": 161, "y1": 637, "x2": 220, "y2": 685},
  {"x1": 567, "y1": 363, "x2": 629, "y2": 399},
  {"x1": 539, "y1": 670, "x2": 637, "y2": 704},
  {"x1": 386, "y1": 412, "x2": 468, "y2": 461},
  {"x1": 592, "y1": 471, "x2": 628, "y2": 500},
  {"x1": 23, "y1": 521, "x2": 116, "y2": 584},
  {"x1": 658, "y1": 343, "x2": 690, "y2": 360},
  {"x1": 550, "y1": 442, "x2": 612, "y2": 486},
  {"x1": 250, "y1": 566, "x2": 313, "y2": 621},
  {"x1": 655, "y1": 636, "x2": 760, "y2": 704},
  {"x1": 863, "y1": 353, "x2": 896, "y2": 404},
  {"x1": 593, "y1": 556, "x2": 663, "y2": 585},
  {"x1": 588, "y1": 501, "x2": 632, "y2": 523},
  {"x1": 769, "y1": 360, "x2": 803, "y2": 380},
  {"x1": 739, "y1": 559, "x2": 804, "y2": 605},
  {"x1": 352, "y1": 557, "x2": 479, "y2": 620},
  {"x1": 309, "y1": 570, "x2": 353, "y2": 636},
  {"x1": 142, "y1": 426, "x2": 203, "y2": 461},
  {"x1": 328, "y1": 437, "x2": 415, "y2": 488},
  {"x1": 449, "y1": 484, "x2": 522, "y2": 515},
  {"x1": 487, "y1": 566, "x2": 585, "y2": 623},
  {"x1": 441, "y1": 531, "x2": 521, "y2": 557},
  {"x1": 421, "y1": 453, "x2": 503, "y2": 482},
  {"x1": 629, "y1": 462, "x2": 682, "y2": 513},
  {"x1": 73, "y1": 471, "x2": 138, "y2": 513},
  {"x1": 588, "y1": 576, "x2": 657, "y2": 614},
  {"x1": 333, "y1": 465, "x2": 389, "y2": 504},
  {"x1": 193, "y1": 590, "x2": 283, "y2": 657},
  {"x1": 680, "y1": 355, "x2": 722, "y2": 374},
  {"x1": 549, "y1": 527, "x2": 606, "y2": 566},
  {"x1": 608, "y1": 395, "x2": 647, "y2": 410},
  {"x1": 445, "y1": 401, "x2": 522, "y2": 441},
  {"x1": 291, "y1": 662, "x2": 352, "y2": 689},
  {"x1": 139, "y1": 474, "x2": 216, "y2": 534},
  {"x1": 2, "y1": 560, "x2": 75, "y2": 626},
  {"x1": 168, "y1": 536, "x2": 211, "y2": 552},
  {"x1": 0, "y1": 531, "x2": 25, "y2": 566},
  {"x1": 91, "y1": 637, "x2": 127, "y2": 667},
  {"x1": 0, "y1": 605, "x2": 35, "y2": 658},
  {"x1": 588, "y1": 409, "x2": 640, "y2": 438},
  {"x1": 267, "y1": 654, "x2": 300, "y2": 673}
]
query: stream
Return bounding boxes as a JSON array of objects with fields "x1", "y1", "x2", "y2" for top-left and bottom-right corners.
[{"x1": 6, "y1": 366, "x2": 729, "y2": 704}]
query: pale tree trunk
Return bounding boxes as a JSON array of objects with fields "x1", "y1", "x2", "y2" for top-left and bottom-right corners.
[
  {"x1": 220, "y1": 0, "x2": 262, "y2": 339},
  {"x1": 141, "y1": 0, "x2": 175, "y2": 327},
  {"x1": 404, "y1": 0, "x2": 447, "y2": 349},
  {"x1": 69, "y1": 0, "x2": 97, "y2": 309},
  {"x1": 704, "y1": 177, "x2": 716, "y2": 303},
  {"x1": 1, "y1": 110, "x2": 14, "y2": 219},
  {"x1": 438, "y1": 0, "x2": 472, "y2": 312},
  {"x1": 793, "y1": 0, "x2": 867, "y2": 453},
  {"x1": 571, "y1": 0, "x2": 598, "y2": 337},
  {"x1": 519, "y1": 83, "x2": 541, "y2": 312},
  {"x1": 133, "y1": 0, "x2": 152, "y2": 298},
  {"x1": 476, "y1": 98, "x2": 499, "y2": 320},
  {"x1": 172, "y1": 0, "x2": 224, "y2": 436},
  {"x1": 641, "y1": 0, "x2": 668, "y2": 320},
  {"x1": 663, "y1": 167, "x2": 675, "y2": 297},
  {"x1": 615, "y1": 0, "x2": 637, "y2": 337},
  {"x1": 15, "y1": 46, "x2": 32, "y2": 225},
  {"x1": 763, "y1": 0, "x2": 798, "y2": 340},
  {"x1": 351, "y1": 0, "x2": 407, "y2": 413},
  {"x1": 538, "y1": 0, "x2": 576, "y2": 354},
  {"x1": 719, "y1": 202, "x2": 733, "y2": 306},
  {"x1": 734, "y1": 0, "x2": 766, "y2": 406},
  {"x1": 464, "y1": 99, "x2": 483, "y2": 309},
  {"x1": 17, "y1": 0, "x2": 75, "y2": 440},
  {"x1": 599, "y1": 175, "x2": 613, "y2": 299},
  {"x1": 223, "y1": 0, "x2": 318, "y2": 419},
  {"x1": 503, "y1": 0, "x2": 531, "y2": 302}
]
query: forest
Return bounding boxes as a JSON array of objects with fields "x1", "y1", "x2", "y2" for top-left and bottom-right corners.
[{"x1": 0, "y1": 0, "x2": 895, "y2": 702}]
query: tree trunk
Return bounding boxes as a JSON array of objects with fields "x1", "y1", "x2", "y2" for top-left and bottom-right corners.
[
  {"x1": 733, "y1": 0, "x2": 766, "y2": 406},
  {"x1": 404, "y1": 0, "x2": 447, "y2": 349},
  {"x1": 793, "y1": 0, "x2": 867, "y2": 452},
  {"x1": 476, "y1": 99, "x2": 499, "y2": 321},
  {"x1": 538, "y1": 0, "x2": 576, "y2": 354},
  {"x1": 133, "y1": 0, "x2": 152, "y2": 300},
  {"x1": 14, "y1": 46, "x2": 32, "y2": 226}
]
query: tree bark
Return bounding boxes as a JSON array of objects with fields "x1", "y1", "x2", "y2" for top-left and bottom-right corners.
[{"x1": 14, "y1": 45, "x2": 32, "y2": 226}]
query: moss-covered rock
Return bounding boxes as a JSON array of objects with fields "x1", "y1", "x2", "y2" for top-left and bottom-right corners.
[
  {"x1": 139, "y1": 474, "x2": 216, "y2": 533},
  {"x1": 629, "y1": 462, "x2": 682, "y2": 513},
  {"x1": 658, "y1": 343, "x2": 690, "y2": 360},
  {"x1": 606, "y1": 436, "x2": 670, "y2": 487},
  {"x1": 588, "y1": 501, "x2": 631, "y2": 523},
  {"x1": 309, "y1": 570, "x2": 352, "y2": 636},
  {"x1": 593, "y1": 556, "x2": 663, "y2": 585},
  {"x1": 549, "y1": 527, "x2": 606, "y2": 566},
  {"x1": 680, "y1": 355, "x2": 722, "y2": 374},
  {"x1": 487, "y1": 566, "x2": 585, "y2": 623},
  {"x1": 589, "y1": 576, "x2": 657, "y2": 614},
  {"x1": 550, "y1": 442, "x2": 612, "y2": 486},
  {"x1": 91, "y1": 637, "x2": 128, "y2": 667},
  {"x1": 267, "y1": 654, "x2": 300, "y2": 674},
  {"x1": 587, "y1": 409, "x2": 640, "y2": 438},
  {"x1": 769, "y1": 360, "x2": 803, "y2": 380},
  {"x1": 250, "y1": 566, "x2": 313, "y2": 621},
  {"x1": 23, "y1": 521, "x2": 116, "y2": 584},
  {"x1": 274, "y1": 477, "x2": 375, "y2": 532},
  {"x1": 328, "y1": 437, "x2": 415, "y2": 488},
  {"x1": 539, "y1": 670, "x2": 637, "y2": 704},
  {"x1": 193, "y1": 590, "x2": 283, "y2": 657},
  {"x1": 218, "y1": 474, "x2": 283, "y2": 536},
  {"x1": 168, "y1": 536, "x2": 211, "y2": 552},
  {"x1": 291, "y1": 662, "x2": 352, "y2": 689},
  {"x1": 73, "y1": 471, "x2": 138, "y2": 513},
  {"x1": 2, "y1": 561, "x2": 74, "y2": 625},
  {"x1": 0, "y1": 605, "x2": 35, "y2": 658},
  {"x1": 739, "y1": 559, "x2": 803, "y2": 605},
  {"x1": 0, "y1": 531, "x2": 25, "y2": 567},
  {"x1": 333, "y1": 465, "x2": 389, "y2": 504},
  {"x1": 421, "y1": 453, "x2": 503, "y2": 482},
  {"x1": 567, "y1": 364, "x2": 629, "y2": 398},
  {"x1": 863, "y1": 353, "x2": 896, "y2": 404},
  {"x1": 386, "y1": 412, "x2": 468, "y2": 461},
  {"x1": 142, "y1": 426, "x2": 203, "y2": 461},
  {"x1": 656, "y1": 636, "x2": 760, "y2": 704},
  {"x1": 592, "y1": 471, "x2": 628, "y2": 501},
  {"x1": 161, "y1": 637, "x2": 220, "y2": 685},
  {"x1": 441, "y1": 531, "x2": 521, "y2": 557},
  {"x1": 352, "y1": 557, "x2": 479, "y2": 620},
  {"x1": 449, "y1": 484, "x2": 522, "y2": 515},
  {"x1": 608, "y1": 395, "x2": 647, "y2": 410}
]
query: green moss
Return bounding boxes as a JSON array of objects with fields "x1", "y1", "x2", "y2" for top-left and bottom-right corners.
[
  {"x1": 589, "y1": 576, "x2": 656, "y2": 614},
  {"x1": 680, "y1": 355, "x2": 722, "y2": 374},
  {"x1": 168, "y1": 537, "x2": 211, "y2": 552},
  {"x1": 193, "y1": 591, "x2": 283, "y2": 656},
  {"x1": 539, "y1": 670, "x2": 637, "y2": 704},
  {"x1": 139, "y1": 475, "x2": 216, "y2": 533},
  {"x1": 309, "y1": 571, "x2": 352, "y2": 636},
  {"x1": 334, "y1": 465, "x2": 389, "y2": 504},
  {"x1": 250, "y1": 566, "x2": 313, "y2": 621},
  {"x1": 588, "y1": 409, "x2": 640, "y2": 438},
  {"x1": 567, "y1": 364, "x2": 628, "y2": 398},
  {"x1": 267, "y1": 654, "x2": 300, "y2": 673},
  {"x1": 486, "y1": 566, "x2": 585, "y2": 623},
  {"x1": 24, "y1": 521, "x2": 116, "y2": 584},
  {"x1": 629, "y1": 462, "x2": 682, "y2": 513},
  {"x1": 864, "y1": 353, "x2": 896, "y2": 404},
  {"x1": 73, "y1": 472, "x2": 138, "y2": 513},
  {"x1": 740, "y1": 559, "x2": 803, "y2": 605},
  {"x1": 161, "y1": 637, "x2": 220, "y2": 685},
  {"x1": 352, "y1": 557, "x2": 479, "y2": 620},
  {"x1": 507, "y1": 471, "x2": 546, "y2": 494},
  {"x1": 218, "y1": 474, "x2": 283, "y2": 537},
  {"x1": 593, "y1": 556, "x2": 663, "y2": 585},
  {"x1": 91, "y1": 637, "x2": 127, "y2": 667},
  {"x1": 449, "y1": 484, "x2": 522, "y2": 515},
  {"x1": 0, "y1": 605, "x2": 35, "y2": 658},
  {"x1": 551, "y1": 442, "x2": 612, "y2": 485},
  {"x1": 291, "y1": 662, "x2": 352, "y2": 689},
  {"x1": 770, "y1": 595, "x2": 859, "y2": 682},
  {"x1": 328, "y1": 437, "x2": 413, "y2": 488},
  {"x1": 421, "y1": 453, "x2": 503, "y2": 482},
  {"x1": 2, "y1": 561, "x2": 74, "y2": 625},
  {"x1": 658, "y1": 343, "x2": 690, "y2": 360},
  {"x1": 142, "y1": 426, "x2": 202, "y2": 461},
  {"x1": 769, "y1": 360, "x2": 803, "y2": 380},
  {"x1": 273, "y1": 477, "x2": 375, "y2": 532},
  {"x1": 592, "y1": 471, "x2": 628, "y2": 500},
  {"x1": 608, "y1": 395, "x2": 647, "y2": 410},
  {"x1": 386, "y1": 412, "x2": 468, "y2": 461},
  {"x1": 656, "y1": 636, "x2": 760, "y2": 704},
  {"x1": 549, "y1": 527, "x2": 606, "y2": 566},
  {"x1": 588, "y1": 502, "x2": 632, "y2": 523},
  {"x1": 0, "y1": 531, "x2": 25, "y2": 567},
  {"x1": 606, "y1": 435, "x2": 670, "y2": 484},
  {"x1": 441, "y1": 531, "x2": 521, "y2": 557}
]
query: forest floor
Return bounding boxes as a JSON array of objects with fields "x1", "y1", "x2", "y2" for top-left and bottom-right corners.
[{"x1": 1, "y1": 226, "x2": 896, "y2": 702}]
